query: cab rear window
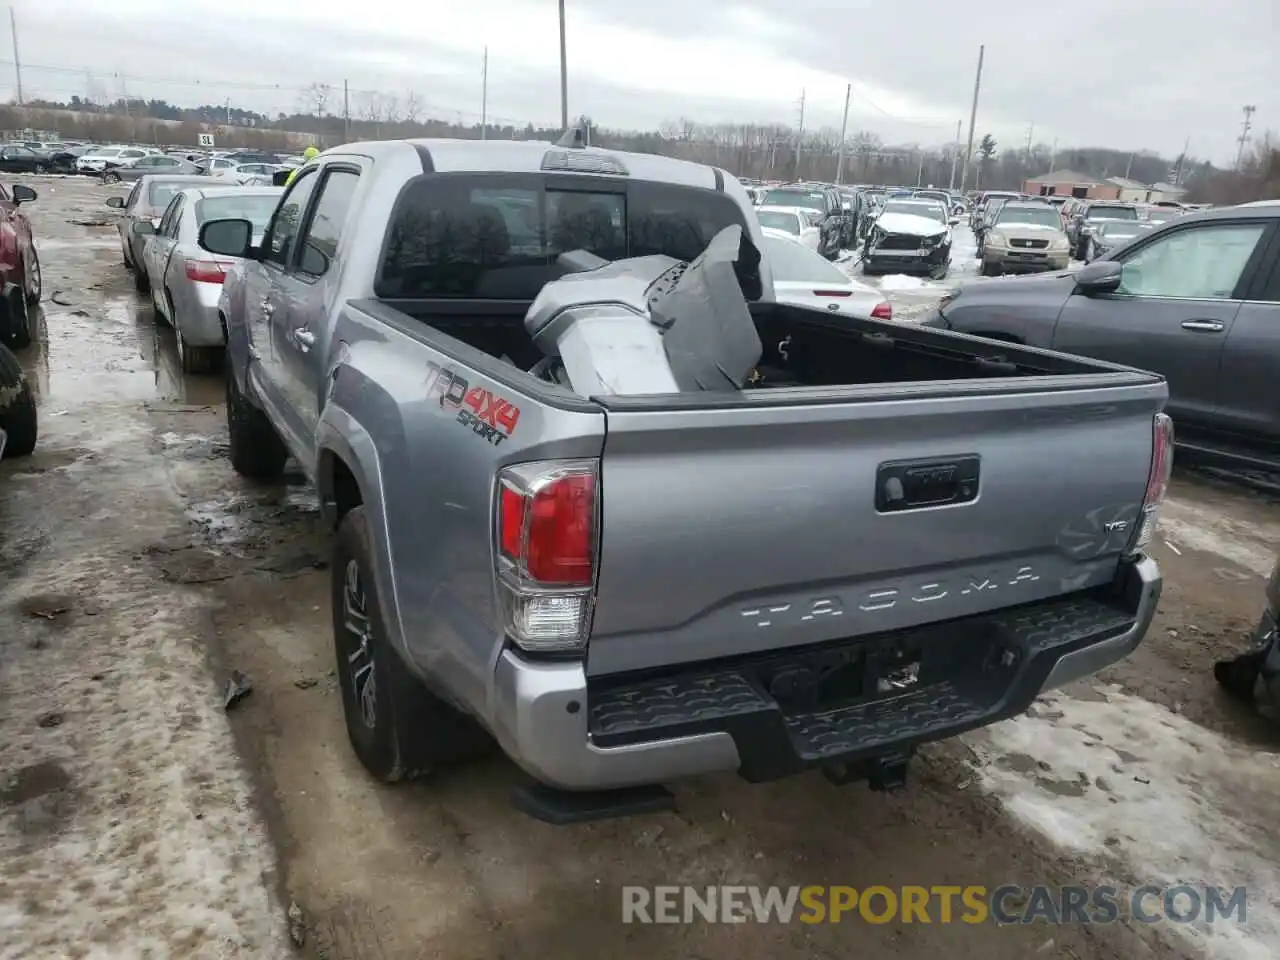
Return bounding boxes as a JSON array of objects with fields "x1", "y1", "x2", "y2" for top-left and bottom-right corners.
[{"x1": 376, "y1": 174, "x2": 747, "y2": 299}]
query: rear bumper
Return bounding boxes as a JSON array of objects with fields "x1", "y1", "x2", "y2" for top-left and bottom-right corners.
[
  {"x1": 490, "y1": 556, "x2": 1161, "y2": 790},
  {"x1": 180, "y1": 284, "x2": 226, "y2": 346}
]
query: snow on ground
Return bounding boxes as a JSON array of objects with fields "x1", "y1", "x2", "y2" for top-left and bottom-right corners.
[
  {"x1": 967, "y1": 488, "x2": 1280, "y2": 960},
  {"x1": 1159, "y1": 497, "x2": 1280, "y2": 579},
  {"x1": 972, "y1": 687, "x2": 1280, "y2": 960},
  {"x1": 0, "y1": 406, "x2": 290, "y2": 958},
  {"x1": 877, "y1": 273, "x2": 931, "y2": 292}
]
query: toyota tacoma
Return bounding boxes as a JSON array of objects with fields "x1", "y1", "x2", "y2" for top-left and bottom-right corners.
[{"x1": 197, "y1": 135, "x2": 1169, "y2": 821}]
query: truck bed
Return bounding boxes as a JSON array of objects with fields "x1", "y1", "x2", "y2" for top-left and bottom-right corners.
[
  {"x1": 354, "y1": 296, "x2": 1164, "y2": 676},
  {"x1": 362, "y1": 297, "x2": 1151, "y2": 398}
]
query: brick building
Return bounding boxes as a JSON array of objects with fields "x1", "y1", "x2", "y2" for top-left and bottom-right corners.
[{"x1": 1021, "y1": 170, "x2": 1121, "y2": 200}]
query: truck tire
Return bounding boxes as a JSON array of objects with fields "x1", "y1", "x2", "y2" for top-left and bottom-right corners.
[
  {"x1": 224, "y1": 360, "x2": 287, "y2": 479},
  {"x1": 0, "y1": 343, "x2": 36, "y2": 458},
  {"x1": 332, "y1": 506, "x2": 492, "y2": 782},
  {"x1": 24, "y1": 247, "x2": 41, "y2": 306},
  {"x1": 1, "y1": 288, "x2": 31, "y2": 349}
]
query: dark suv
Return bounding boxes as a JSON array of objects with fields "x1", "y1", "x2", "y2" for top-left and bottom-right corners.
[
  {"x1": 757, "y1": 183, "x2": 850, "y2": 259},
  {"x1": 1066, "y1": 201, "x2": 1140, "y2": 259}
]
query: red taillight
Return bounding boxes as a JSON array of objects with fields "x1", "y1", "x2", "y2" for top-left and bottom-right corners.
[
  {"x1": 870, "y1": 301, "x2": 894, "y2": 320},
  {"x1": 813, "y1": 290, "x2": 852, "y2": 297},
  {"x1": 1145, "y1": 413, "x2": 1174, "y2": 507},
  {"x1": 1130, "y1": 413, "x2": 1174, "y2": 553},
  {"x1": 497, "y1": 464, "x2": 597, "y2": 587},
  {"x1": 498, "y1": 482, "x2": 526, "y2": 561},
  {"x1": 495, "y1": 460, "x2": 599, "y2": 653},
  {"x1": 186, "y1": 259, "x2": 228, "y2": 284}
]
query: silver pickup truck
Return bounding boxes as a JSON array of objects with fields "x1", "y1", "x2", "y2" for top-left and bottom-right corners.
[{"x1": 198, "y1": 138, "x2": 1171, "y2": 822}]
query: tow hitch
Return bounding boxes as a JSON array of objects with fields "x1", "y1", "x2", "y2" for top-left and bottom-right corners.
[{"x1": 823, "y1": 750, "x2": 913, "y2": 791}]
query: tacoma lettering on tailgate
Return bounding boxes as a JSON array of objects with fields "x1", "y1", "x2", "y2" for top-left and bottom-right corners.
[
  {"x1": 424, "y1": 361, "x2": 521, "y2": 446},
  {"x1": 740, "y1": 565, "x2": 1042, "y2": 627}
]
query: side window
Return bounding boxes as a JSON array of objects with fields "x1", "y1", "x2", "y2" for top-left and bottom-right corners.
[
  {"x1": 165, "y1": 197, "x2": 186, "y2": 238},
  {"x1": 298, "y1": 169, "x2": 360, "y2": 277},
  {"x1": 157, "y1": 196, "x2": 182, "y2": 237},
  {"x1": 1118, "y1": 223, "x2": 1268, "y2": 300},
  {"x1": 124, "y1": 181, "x2": 144, "y2": 210},
  {"x1": 264, "y1": 170, "x2": 320, "y2": 268}
]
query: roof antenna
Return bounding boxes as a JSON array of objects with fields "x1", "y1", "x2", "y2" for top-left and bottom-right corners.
[{"x1": 556, "y1": 115, "x2": 591, "y2": 149}]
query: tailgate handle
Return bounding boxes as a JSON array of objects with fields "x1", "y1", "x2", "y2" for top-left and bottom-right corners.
[{"x1": 876, "y1": 456, "x2": 980, "y2": 513}]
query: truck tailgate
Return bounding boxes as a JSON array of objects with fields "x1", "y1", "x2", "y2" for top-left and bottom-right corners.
[{"x1": 587, "y1": 378, "x2": 1164, "y2": 676}]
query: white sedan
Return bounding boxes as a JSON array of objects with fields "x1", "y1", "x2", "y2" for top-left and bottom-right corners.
[
  {"x1": 762, "y1": 230, "x2": 892, "y2": 321},
  {"x1": 756, "y1": 205, "x2": 823, "y2": 251}
]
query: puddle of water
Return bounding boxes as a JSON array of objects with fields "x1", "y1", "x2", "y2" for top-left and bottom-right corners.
[
  {"x1": 186, "y1": 488, "x2": 321, "y2": 549},
  {"x1": 19, "y1": 300, "x2": 224, "y2": 407}
]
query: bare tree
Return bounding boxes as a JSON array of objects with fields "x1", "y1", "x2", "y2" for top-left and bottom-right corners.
[
  {"x1": 303, "y1": 82, "x2": 332, "y2": 118},
  {"x1": 404, "y1": 91, "x2": 421, "y2": 125},
  {"x1": 360, "y1": 92, "x2": 384, "y2": 124},
  {"x1": 383, "y1": 94, "x2": 400, "y2": 125}
]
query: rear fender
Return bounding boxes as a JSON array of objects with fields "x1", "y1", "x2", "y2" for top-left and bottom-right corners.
[
  {"x1": 220, "y1": 272, "x2": 253, "y2": 396},
  {"x1": 315, "y1": 404, "x2": 408, "y2": 668}
]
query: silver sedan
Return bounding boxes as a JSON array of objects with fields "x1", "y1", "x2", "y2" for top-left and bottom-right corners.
[
  {"x1": 140, "y1": 186, "x2": 282, "y2": 373},
  {"x1": 103, "y1": 154, "x2": 202, "y2": 183}
]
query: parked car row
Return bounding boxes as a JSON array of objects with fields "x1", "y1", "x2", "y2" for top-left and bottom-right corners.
[
  {"x1": 928, "y1": 199, "x2": 1280, "y2": 467},
  {"x1": 0, "y1": 175, "x2": 42, "y2": 461},
  {"x1": 105, "y1": 173, "x2": 283, "y2": 372}
]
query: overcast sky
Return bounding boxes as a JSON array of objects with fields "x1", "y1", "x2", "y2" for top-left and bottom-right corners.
[{"x1": 5, "y1": 0, "x2": 1275, "y2": 163}]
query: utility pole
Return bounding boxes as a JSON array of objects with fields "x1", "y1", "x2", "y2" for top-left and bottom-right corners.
[
  {"x1": 1024, "y1": 122, "x2": 1034, "y2": 159},
  {"x1": 558, "y1": 0, "x2": 569, "y2": 130},
  {"x1": 958, "y1": 44, "x2": 984, "y2": 193},
  {"x1": 1049, "y1": 136, "x2": 1058, "y2": 173},
  {"x1": 915, "y1": 149, "x2": 925, "y2": 188},
  {"x1": 948, "y1": 119, "x2": 962, "y2": 189},
  {"x1": 794, "y1": 88, "x2": 806, "y2": 180},
  {"x1": 8, "y1": 7, "x2": 21, "y2": 106},
  {"x1": 343, "y1": 80, "x2": 350, "y2": 143},
  {"x1": 1235, "y1": 105, "x2": 1256, "y2": 168},
  {"x1": 834, "y1": 82, "x2": 851, "y2": 184},
  {"x1": 225, "y1": 97, "x2": 231, "y2": 125},
  {"x1": 481, "y1": 47, "x2": 488, "y2": 140},
  {"x1": 1172, "y1": 134, "x2": 1190, "y2": 185}
]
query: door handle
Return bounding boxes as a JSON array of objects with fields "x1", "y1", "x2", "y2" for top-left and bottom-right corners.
[
  {"x1": 292, "y1": 327, "x2": 315, "y2": 350},
  {"x1": 1181, "y1": 319, "x2": 1225, "y2": 333},
  {"x1": 261, "y1": 299, "x2": 274, "y2": 317}
]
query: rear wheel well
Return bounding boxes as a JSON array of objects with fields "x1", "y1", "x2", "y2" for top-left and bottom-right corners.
[{"x1": 324, "y1": 452, "x2": 363, "y2": 525}]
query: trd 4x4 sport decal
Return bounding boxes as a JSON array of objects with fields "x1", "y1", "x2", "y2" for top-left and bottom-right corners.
[{"x1": 424, "y1": 361, "x2": 521, "y2": 446}]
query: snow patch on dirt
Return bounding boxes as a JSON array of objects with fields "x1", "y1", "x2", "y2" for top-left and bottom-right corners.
[
  {"x1": 1159, "y1": 497, "x2": 1275, "y2": 578},
  {"x1": 877, "y1": 273, "x2": 931, "y2": 291},
  {"x1": 972, "y1": 686, "x2": 1280, "y2": 960},
  {"x1": 0, "y1": 411, "x2": 289, "y2": 959}
]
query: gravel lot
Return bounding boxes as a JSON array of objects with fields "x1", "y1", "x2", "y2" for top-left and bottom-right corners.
[{"x1": 1, "y1": 175, "x2": 1278, "y2": 960}]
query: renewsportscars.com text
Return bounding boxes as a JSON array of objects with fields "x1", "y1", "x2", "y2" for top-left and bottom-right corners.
[{"x1": 622, "y1": 884, "x2": 1248, "y2": 925}]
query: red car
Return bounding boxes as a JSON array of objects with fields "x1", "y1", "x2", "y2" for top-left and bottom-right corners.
[{"x1": 0, "y1": 182, "x2": 41, "y2": 348}]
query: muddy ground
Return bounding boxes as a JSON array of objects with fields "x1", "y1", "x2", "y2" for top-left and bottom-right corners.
[{"x1": 1, "y1": 175, "x2": 1278, "y2": 960}]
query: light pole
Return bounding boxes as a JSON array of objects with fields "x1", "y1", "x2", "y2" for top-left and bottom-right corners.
[{"x1": 558, "y1": 0, "x2": 569, "y2": 130}]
